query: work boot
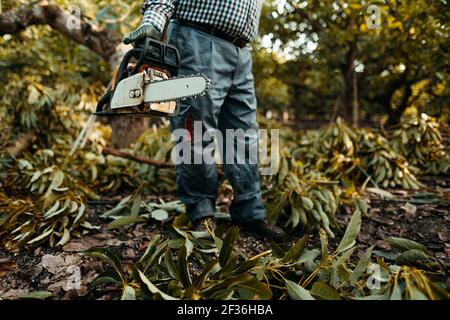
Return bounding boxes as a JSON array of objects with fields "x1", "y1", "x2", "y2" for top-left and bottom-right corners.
[
  {"x1": 192, "y1": 216, "x2": 216, "y2": 233},
  {"x1": 239, "y1": 219, "x2": 286, "y2": 243}
]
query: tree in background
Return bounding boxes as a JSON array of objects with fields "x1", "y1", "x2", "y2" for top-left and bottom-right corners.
[{"x1": 257, "y1": 0, "x2": 449, "y2": 126}]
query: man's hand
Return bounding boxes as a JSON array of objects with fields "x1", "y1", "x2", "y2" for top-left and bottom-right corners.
[{"x1": 123, "y1": 23, "x2": 162, "y2": 44}]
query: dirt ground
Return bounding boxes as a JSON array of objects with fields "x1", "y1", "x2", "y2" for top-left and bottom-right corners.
[{"x1": 0, "y1": 175, "x2": 449, "y2": 300}]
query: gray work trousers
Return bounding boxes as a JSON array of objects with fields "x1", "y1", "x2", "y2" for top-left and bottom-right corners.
[{"x1": 167, "y1": 21, "x2": 266, "y2": 224}]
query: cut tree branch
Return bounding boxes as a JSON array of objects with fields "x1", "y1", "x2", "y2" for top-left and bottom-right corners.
[
  {"x1": 0, "y1": 0, "x2": 130, "y2": 67},
  {"x1": 102, "y1": 147, "x2": 172, "y2": 168},
  {"x1": 6, "y1": 131, "x2": 37, "y2": 157}
]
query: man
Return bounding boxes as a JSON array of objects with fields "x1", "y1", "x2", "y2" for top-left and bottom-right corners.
[{"x1": 124, "y1": 0, "x2": 286, "y2": 242}]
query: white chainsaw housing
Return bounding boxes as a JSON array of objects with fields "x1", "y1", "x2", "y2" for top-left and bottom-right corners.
[{"x1": 110, "y1": 72, "x2": 145, "y2": 110}]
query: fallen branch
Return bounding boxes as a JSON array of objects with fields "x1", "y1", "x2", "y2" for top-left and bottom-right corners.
[
  {"x1": 6, "y1": 131, "x2": 37, "y2": 157},
  {"x1": 102, "y1": 147, "x2": 172, "y2": 168}
]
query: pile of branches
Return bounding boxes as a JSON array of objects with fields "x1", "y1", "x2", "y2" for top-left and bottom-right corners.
[
  {"x1": 0, "y1": 122, "x2": 176, "y2": 250},
  {"x1": 85, "y1": 210, "x2": 449, "y2": 300},
  {"x1": 261, "y1": 114, "x2": 448, "y2": 236},
  {"x1": 1, "y1": 113, "x2": 448, "y2": 249}
]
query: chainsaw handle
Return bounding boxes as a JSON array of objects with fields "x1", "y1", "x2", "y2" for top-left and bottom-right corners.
[
  {"x1": 133, "y1": 37, "x2": 180, "y2": 75},
  {"x1": 113, "y1": 38, "x2": 180, "y2": 90}
]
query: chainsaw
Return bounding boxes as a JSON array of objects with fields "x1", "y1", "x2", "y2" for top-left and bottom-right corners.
[{"x1": 94, "y1": 38, "x2": 210, "y2": 117}]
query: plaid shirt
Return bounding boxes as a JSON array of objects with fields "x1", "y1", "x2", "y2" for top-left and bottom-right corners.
[{"x1": 141, "y1": 0, "x2": 263, "y2": 42}]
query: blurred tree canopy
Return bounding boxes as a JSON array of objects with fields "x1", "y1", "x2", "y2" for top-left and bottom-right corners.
[{"x1": 255, "y1": 0, "x2": 449, "y2": 125}]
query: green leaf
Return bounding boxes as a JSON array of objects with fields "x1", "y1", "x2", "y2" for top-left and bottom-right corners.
[
  {"x1": 195, "y1": 259, "x2": 218, "y2": 290},
  {"x1": 390, "y1": 278, "x2": 402, "y2": 300},
  {"x1": 83, "y1": 248, "x2": 123, "y2": 280},
  {"x1": 185, "y1": 238, "x2": 194, "y2": 258},
  {"x1": 319, "y1": 229, "x2": 329, "y2": 260},
  {"x1": 90, "y1": 272, "x2": 122, "y2": 288},
  {"x1": 45, "y1": 169, "x2": 64, "y2": 197},
  {"x1": 27, "y1": 227, "x2": 53, "y2": 244},
  {"x1": 56, "y1": 228, "x2": 70, "y2": 246},
  {"x1": 373, "y1": 250, "x2": 400, "y2": 261},
  {"x1": 332, "y1": 247, "x2": 355, "y2": 268},
  {"x1": 18, "y1": 291, "x2": 53, "y2": 300},
  {"x1": 130, "y1": 194, "x2": 141, "y2": 217},
  {"x1": 178, "y1": 245, "x2": 191, "y2": 288},
  {"x1": 395, "y1": 249, "x2": 429, "y2": 264},
  {"x1": 298, "y1": 249, "x2": 320, "y2": 264},
  {"x1": 238, "y1": 280, "x2": 273, "y2": 300},
  {"x1": 44, "y1": 200, "x2": 70, "y2": 220},
  {"x1": 282, "y1": 235, "x2": 308, "y2": 263},
  {"x1": 73, "y1": 203, "x2": 86, "y2": 224},
  {"x1": 138, "y1": 270, "x2": 178, "y2": 300},
  {"x1": 27, "y1": 86, "x2": 40, "y2": 104},
  {"x1": 311, "y1": 282, "x2": 341, "y2": 300},
  {"x1": 101, "y1": 195, "x2": 131, "y2": 217},
  {"x1": 137, "y1": 236, "x2": 167, "y2": 273},
  {"x1": 202, "y1": 273, "x2": 254, "y2": 296},
  {"x1": 285, "y1": 280, "x2": 315, "y2": 300},
  {"x1": 230, "y1": 257, "x2": 260, "y2": 276},
  {"x1": 385, "y1": 237, "x2": 428, "y2": 254},
  {"x1": 43, "y1": 201, "x2": 60, "y2": 217},
  {"x1": 121, "y1": 285, "x2": 136, "y2": 300},
  {"x1": 101, "y1": 205, "x2": 127, "y2": 217},
  {"x1": 217, "y1": 254, "x2": 238, "y2": 279},
  {"x1": 350, "y1": 246, "x2": 373, "y2": 284},
  {"x1": 107, "y1": 215, "x2": 145, "y2": 229},
  {"x1": 336, "y1": 209, "x2": 361, "y2": 253},
  {"x1": 163, "y1": 247, "x2": 179, "y2": 280},
  {"x1": 30, "y1": 171, "x2": 42, "y2": 184},
  {"x1": 366, "y1": 188, "x2": 395, "y2": 199},
  {"x1": 219, "y1": 226, "x2": 239, "y2": 267},
  {"x1": 151, "y1": 209, "x2": 169, "y2": 221},
  {"x1": 270, "y1": 241, "x2": 286, "y2": 258},
  {"x1": 409, "y1": 287, "x2": 428, "y2": 300}
]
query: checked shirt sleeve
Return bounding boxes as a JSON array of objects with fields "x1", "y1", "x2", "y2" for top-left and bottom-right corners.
[{"x1": 141, "y1": 0, "x2": 177, "y2": 33}]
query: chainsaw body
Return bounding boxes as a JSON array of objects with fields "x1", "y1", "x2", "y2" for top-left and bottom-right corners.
[{"x1": 94, "y1": 38, "x2": 209, "y2": 118}]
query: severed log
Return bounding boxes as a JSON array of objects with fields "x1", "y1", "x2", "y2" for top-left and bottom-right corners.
[{"x1": 102, "y1": 147, "x2": 172, "y2": 168}]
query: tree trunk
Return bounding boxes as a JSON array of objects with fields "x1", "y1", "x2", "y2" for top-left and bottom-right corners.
[
  {"x1": 339, "y1": 39, "x2": 357, "y2": 123},
  {"x1": 386, "y1": 83, "x2": 413, "y2": 127},
  {"x1": 352, "y1": 70, "x2": 359, "y2": 128},
  {"x1": 110, "y1": 117, "x2": 151, "y2": 149},
  {"x1": 340, "y1": 67, "x2": 354, "y2": 123}
]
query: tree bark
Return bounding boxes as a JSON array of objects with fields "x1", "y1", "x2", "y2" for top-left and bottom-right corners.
[
  {"x1": 102, "y1": 147, "x2": 172, "y2": 168},
  {"x1": 0, "y1": 1, "x2": 150, "y2": 148}
]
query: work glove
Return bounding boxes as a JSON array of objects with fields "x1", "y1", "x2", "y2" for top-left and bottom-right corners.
[{"x1": 123, "y1": 23, "x2": 162, "y2": 44}]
